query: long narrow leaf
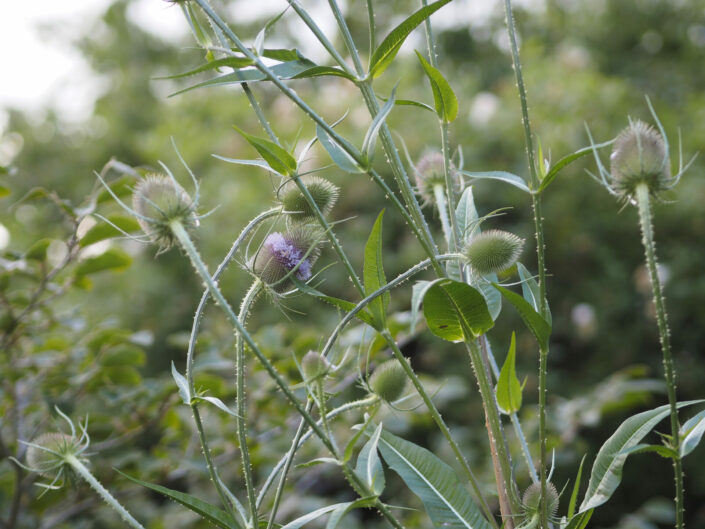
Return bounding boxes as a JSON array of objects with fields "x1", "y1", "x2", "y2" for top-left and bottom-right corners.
[
  {"x1": 118, "y1": 471, "x2": 240, "y2": 529},
  {"x1": 680, "y1": 408, "x2": 705, "y2": 457},
  {"x1": 369, "y1": 0, "x2": 453, "y2": 77},
  {"x1": 376, "y1": 429, "x2": 493, "y2": 529},
  {"x1": 493, "y1": 284, "x2": 551, "y2": 349},
  {"x1": 538, "y1": 139, "x2": 614, "y2": 193},
  {"x1": 459, "y1": 170, "x2": 530, "y2": 193},
  {"x1": 364, "y1": 211, "x2": 389, "y2": 329},
  {"x1": 580, "y1": 400, "x2": 704, "y2": 512},
  {"x1": 362, "y1": 88, "x2": 396, "y2": 161},
  {"x1": 495, "y1": 332, "x2": 522, "y2": 414},
  {"x1": 316, "y1": 124, "x2": 365, "y2": 173},
  {"x1": 416, "y1": 51, "x2": 458, "y2": 122},
  {"x1": 356, "y1": 423, "x2": 385, "y2": 495}
]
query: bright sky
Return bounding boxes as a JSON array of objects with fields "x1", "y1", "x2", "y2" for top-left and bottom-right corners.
[
  {"x1": 0, "y1": 0, "x2": 537, "y2": 128},
  {"x1": 0, "y1": 0, "x2": 186, "y2": 126}
]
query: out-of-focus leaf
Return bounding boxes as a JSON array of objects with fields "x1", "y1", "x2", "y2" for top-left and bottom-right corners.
[
  {"x1": 568, "y1": 455, "x2": 586, "y2": 518},
  {"x1": 75, "y1": 248, "x2": 132, "y2": 277},
  {"x1": 118, "y1": 471, "x2": 240, "y2": 529},
  {"x1": 158, "y1": 57, "x2": 254, "y2": 79},
  {"x1": 80, "y1": 215, "x2": 141, "y2": 247},
  {"x1": 172, "y1": 362, "x2": 191, "y2": 404},
  {"x1": 25, "y1": 239, "x2": 52, "y2": 261}
]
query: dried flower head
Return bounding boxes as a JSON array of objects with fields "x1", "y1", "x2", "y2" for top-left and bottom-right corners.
[
  {"x1": 279, "y1": 176, "x2": 339, "y2": 223},
  {"x1": 414, "y1": 152, "x2": 458, "y2": 204},
  {"x1": 463, "y1": 229, "x2": 524, "y2": 276},
  {"x1": 132, "y1": 174, "x2": 198, "y2": 250},
  {"x1": 610, "y1": 119, "x2": 670, "y2": 198},
  {"x1": 369, "y1": 359, "x2": 408, "y2": 403},
  {"x1": 522, "y1": 481, "x2": 559, "y2": 518},
  {"x1": 252, "y1": 227, "x2": 321, "y2": 289}
]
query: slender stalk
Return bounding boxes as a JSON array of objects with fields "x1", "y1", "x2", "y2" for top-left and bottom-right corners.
[
  {"x1": 635, "y1": 183, "x2": 683, "y2": 529},
  {"x1": 169, "y1": 220, "x2": 405, "y2": 529},
  {"x1": 236, "y1": 280, "x2": 264, "y2": 525},
  {"x1": 465, "y1": 339, "x2": 519, "y2": 516},
  {"x1": 327, "y1": 0, "x2": 365, "y2": 76},
  {"x1": 366, "y1": 0, "x2": 375, "y2": 58},
  {"x1": 381, "y1": 331, "x2": 500, "y2": 529},
  {"x1": 66, "y1": 456, "x2": 144, "y2": 529},
  {"x1": 503, "y1": 1, "x2": 550, "y2": 525}
]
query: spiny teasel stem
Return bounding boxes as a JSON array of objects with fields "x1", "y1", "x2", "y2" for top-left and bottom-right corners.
[{"x1": 635, "y1": 182, "x2": 684, "y2": 529}]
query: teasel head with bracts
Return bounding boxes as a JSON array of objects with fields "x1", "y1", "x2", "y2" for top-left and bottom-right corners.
[
  {"x1": 278, "y1": 175, "x2": 339, "y2": 224},
  {"x1": 252, "y1": 226, "x2": 323, "y2": 290}
]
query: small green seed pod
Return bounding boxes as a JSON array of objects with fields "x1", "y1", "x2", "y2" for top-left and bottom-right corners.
[
  {"x1": 414, "y1": 152, "x2": 457, "y2": 204},
  {"x1": 252, "y1": 227, "x2": 322, "y2": 289},
  {"x1": 301, "y1": 351, "x2": 329, "y2": 382},
  {"x1": 132, "y1": 174, "x2": 198, "y2": 250},
  {"x1": 522, "y1": 482, "x2": 559, "y2": 518},
  {"x1": 610, "y1": 119, "x2": 670, "y2": 198},
  {"x1": 279, "y1": 176, "x2": 339, "y2": 223},
  {"x1": 463, "y1": 229, "x2": 524, "y2": 276},
  {"x1": 369, "y1": 359, "x2": 408, "y2": 403},
  {"x1": 26, "y1": 432, "x2": 81, "y2": 478}
]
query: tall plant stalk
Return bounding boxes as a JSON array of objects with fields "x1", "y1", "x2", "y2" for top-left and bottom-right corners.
[
  {"x1": 635, "y1": 182, "x2": 683, "y2": 529},
  {"x1": 503, "y1": 1, "x2": 551, "y2": 527}
]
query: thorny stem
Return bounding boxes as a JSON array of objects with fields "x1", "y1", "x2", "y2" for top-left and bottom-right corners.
[
  {"x1": 504, "y1": 1, "x2": 550, "y2": 525},
  {"x1": 635, "y1": 183, "x2": 683, "y2": 529},
  {"x1": 66, "y1": 456, "x2": 144, "y2": 529},
  {"x1": 381, "y1": 331, "x2": 500, "y2": 529},
  {"x1": 170, "y1": 220, "x2": 406, "y2": 529},
  {"x1": 236, "y1": 280, "x2": 264, "y2": 525}
]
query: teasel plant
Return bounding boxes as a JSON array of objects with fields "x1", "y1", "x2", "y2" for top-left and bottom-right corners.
[
  {"x1": 86, "y1": 1, "x2": 705, "y2": 529},
  {"x1": 587, "y1": 99, "x2": 696, "y2": 529}
]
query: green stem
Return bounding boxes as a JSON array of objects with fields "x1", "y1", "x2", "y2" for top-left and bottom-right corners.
[
  {"x1": 170, "y1": 220, "x2": 405, "y2": 529},
  {"x1": 635, "y1": 183, "x2": 683, "y2": 529},
  {"x1": 465, "y1": 339, "x2": 519, "y2": 517},
  {"x1": 236, "y1": 280, "x2": 264, "y2": 525},
  {"x1": 440, "y1": 121, "x2": 461, "y2": 249},
  {"x1": 503, "y1": 1, "x2": 549, "y2": 525},
  {"x1": 432, "y1": 184, "x2": 453, "y2": 249},
  {"x1": 327, "y1": 0, "x2": 365, "y2": 76},
  {"x1": 67, "y1": 456, "x2": 145, "y2": 529},
  {"x1": 366, "y1": 0, "x2": 375, "y2": 58},
  {"x1": 381, "y1": 330, "x2": 500, "y2": 529}
]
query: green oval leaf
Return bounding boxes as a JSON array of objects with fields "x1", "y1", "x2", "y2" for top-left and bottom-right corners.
[
  {"x1": 75, "y1": 247, "x2": 132, "y2": 277},
  {"x1": 369, "y1": 0, "x2": 453, "y2": 78},
  {"x1": 493, "y1": 284, "x2": 551, "y2": 350},
  {"x1": 496, "y1": 332, "x2": 522, "y2": 414},
  {"x1": 234, "y1": 126, "x2": 296, "y2": 176},
  {"x1": 415, "y1": 51, "x2": 458, "y2": 122},
  {"x1": 80, "y1": 215, "x2": 141, "y2": 247},
  {"x1": 364, "y1": 210, "x2": 389, "y2": 330},
  {"x1": 423, "y1": 279, "x2": 494, "y2": 342},
  {"x1": 580, "y1": 400, "x2": 704, "y2": 512},
  {"x1": 376, "y1": 428, "x2": 493, "y2": 529}
]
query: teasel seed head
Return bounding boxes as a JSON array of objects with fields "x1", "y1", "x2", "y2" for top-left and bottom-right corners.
[
  {"x1": 279, "y1": 176, "x2": 339, "y2": 223},
  {"x1": 252, "y1": 227, "x2": 322, "y2": 290},
  {"x1": 369, "y1": 359, "x2": 408, "y2": 403},
  {"x1": 25, "y1": 432, "x2": 85, "y2": 480},
  {"x1": 610, "y1": 119, "x2": 670, "y2": 199},
  {"x1": 132, "y1": 174, "x2": 198, "y2": 250},
  {"x1": 522, "y1": 482, "x2": 559, "y2": 518},
  {"x1": 414, "y1": 152, "x2": 458, "y2": 204},
  {"x1": 462, "y1": 229, "x2": 524, "y2": 276}
]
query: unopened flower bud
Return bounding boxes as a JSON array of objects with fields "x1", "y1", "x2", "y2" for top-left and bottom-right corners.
[
  {"x1": 610, "y1": 120, "x2": 670, "y2": 198},
  {"x1": 252, "y1": 227, "x2": 321, "y2": 289},
  {"x1": 301, "y1": 351, "x2": 329, "y2": 381},
  {"x1": 279, "y1": 176, "x2": 339, "y2": 223},
  {"x1": 463, "y1": 229, "x2": 524, "y2": 275},
  {"x1": 132, "y1": 174, "x2": 198, "y2": 250},
  {"x1": 369, "y1": 359, "x2": 408, "y2": 403}
]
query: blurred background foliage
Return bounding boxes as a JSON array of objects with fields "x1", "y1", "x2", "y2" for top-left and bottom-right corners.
[{"x1": 1, "y1": 0, "x2": 704, "y2": 527}]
